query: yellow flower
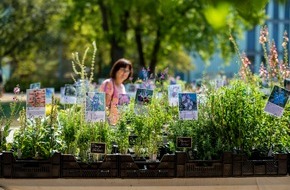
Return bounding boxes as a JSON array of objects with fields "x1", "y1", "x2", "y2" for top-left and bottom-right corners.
[{"x1": 46, "y1": 104, "x2": 58, "y2": 116}]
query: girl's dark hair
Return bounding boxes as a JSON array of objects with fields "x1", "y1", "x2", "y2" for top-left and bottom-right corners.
[{"x1": 110, "y1": 58, "x2": 133, "y2": 80}]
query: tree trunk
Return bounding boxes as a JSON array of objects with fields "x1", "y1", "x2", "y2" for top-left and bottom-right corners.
[
  {"x1": 149, "y1": 27, "x2": 162, "y2": 75},
  {"x1": 98, "y1": 0, "x2": 129, "y2": 66},
  {"x1": 134, "y1": 24, "x2": 146, "y2": 69},
  {"x1": 110, "y1": 37, "x2": 125, "y2": 65}
]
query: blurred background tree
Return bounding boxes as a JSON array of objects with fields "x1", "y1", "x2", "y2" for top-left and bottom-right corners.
[{"x1": 0, "y1": 0, "x2": 275, "y2": 91}]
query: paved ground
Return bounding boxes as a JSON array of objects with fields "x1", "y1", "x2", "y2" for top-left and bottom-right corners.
[
  {"x1": 0, "y1": 93, "x2": 20, "y2": 102},
  {"x1": 0, "y1": 93, "x2": 60, "y2": 102},
  {"x1": 0, "y1": 177, "x2": 290, "y2": 190}
]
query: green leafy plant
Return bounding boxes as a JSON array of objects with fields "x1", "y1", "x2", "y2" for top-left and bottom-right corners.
[
  {"x1": 76, "y1": 121, "x2": 113, "y2": 162},
  {"x1": 114, "y1": 103, "x2": 135, "y2": 154},
  {"x1": 13, "y1": 101, "x2": 65, "y2": 159},
  {"x1": 58, "y1": 105, "x2": 80, "y2": 155},
  {"x1": 0, "y1": 85, "x2": 24, "y2": 151}
]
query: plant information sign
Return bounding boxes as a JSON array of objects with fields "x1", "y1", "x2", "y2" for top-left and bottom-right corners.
[
  {"x1": 168, "y1": 84, "x2": 181, "y2": 106},
  {"x1": 45, "y1": 88, "x2": 55, "y2": 104},
  {"x1": 178, "y1": 93, "x2": 198, "y2": 120},
  {"x1": 118, "y1": 94, "x2": 130, "y2": 106},
  {"x1": 60, "y1": 84, "x2": 77, "y2": 104},
  {"x1": 134, "y1": 88, "x2": 153, "y2": 115},
  {"x1": 135, "y1": 88, "x2": 153, "y2": 105},
  {"x1": 177, "y1": 137, "x2": 192, "y2": 148},
  {"x1": 91, "y1": 142, "x2": 106, "y2": 154},
  {"x1": 29, "y1": 82, "x2": 41, "y2": 89},
  {"x1": 264, "y1": 85, "x2": 290, "y2": 117},
  {"x1": 126, "y1": 83, "x2": 139, "y2": 98},
  {"x1": 26, "y1": 88, "x2": 46, "y2": 119},
  {"x1": 85, "y1": 92, "x2": 106, "y2": 122}
]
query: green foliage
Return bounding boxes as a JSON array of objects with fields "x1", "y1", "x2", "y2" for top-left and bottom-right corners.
[
  {"x1": 76, "y1": 121, "x2": 113, "y2": 162},
  {"x1": 13, "y1": 104, "x2": 65, "y2": 159},
  {"x1": 114, "y1": 103, "x2": 134, "y2": 154},
  {"x1": 58, "y1": 103, "x2": 114, "y2": 162},
  {"x1": 1, "y1": 0, "x2": 270, "y2": 83},
  {"x1": 113, "y1": 86, "x2": 177, "y2": 158},
  {"x1": 166, "y1": 77, "x2": 290, "y2": 160},
  {"x1": 205, "y1": 79, "x2": 265, "y2": 153},
  {"x1": 0, "y1": 88, "x2": 24, "y2": 151},
  {"x1": 58, "y1": 105, "x2": 80, "y2": 155}
]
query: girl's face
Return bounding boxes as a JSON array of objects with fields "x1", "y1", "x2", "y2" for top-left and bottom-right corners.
[{"x1": 116, "y1": 65, "x2": 130, "y2": 83}]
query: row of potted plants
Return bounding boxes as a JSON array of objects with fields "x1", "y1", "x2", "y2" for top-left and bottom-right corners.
[
  {"x1": 1, "y1": 26, "x2": 290, "y2": 178},
  {"x1": 0, "y1": 77, "x2": 289, "y2": 177},
  {"x1": 3, "y1": 77, "x2": 289, "y2": 161},
  {"x1": 0, "y1": 150, "x2": 288, "y2": 178}
]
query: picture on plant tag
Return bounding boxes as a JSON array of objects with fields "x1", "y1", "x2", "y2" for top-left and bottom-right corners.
[
  {"x1": 45, "y1": 88, "x2": 55, "y2": 104},
  {"x1": 85, "y1": 92, "x2": 106, "y2": 122},
  {"x1": 178, "y1": 93, "x2": 198, "y2": 120},
  {"x1": 64, "y1": 84, "x2": 77, "y2": 97},
  {"x1": 30, "y1": 82, "x2": 41, "y2": 89},
  {"x1": 75, "y1": 79, "x2": 90, "y2": 103},
  {"x1": 126, "y1": 83, "x2": 138, "y2": 93},
  {"x1": 86, "y1": 92, "x2": 105, "y2": 111},
  {"x1": 268, "y1": 86, "x2": 289, "y2": 108},
  {"x1": 264, "y1": 85, "x2": 290, "y2": 117},
  {"x1": 27, "y1": 89, "x2": 46, "y2": 107},
  {"x1": 26, "y1": 89, "x2": 46, "y2": 118},
  {"x1": 168, "y1": 84, "x2": 181, "y2": 106},
  {"x1": 135, "y1": 88, "x2": 153, "y2": 105},
  {"x1": 179, "y1": 93, "x2": 197, "y2": 111},
  {"x1": 118, "y1": 94, "x2": 130, "y2": 106},
  {"x1": 125, "y1": 83, "x2": 139, "y2": 98},
  {"x1": 61, "y1": 85, "x2": 77, "y2": 104}
]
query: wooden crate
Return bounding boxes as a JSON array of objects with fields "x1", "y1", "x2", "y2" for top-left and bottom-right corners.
[
  {"x1": 119, "y1": 154, "x2": 175, "y2": 178},
  {"x1": 61, "y1": 154, "x2": 118, "y2": 178},
  {"x1": 2, "y1": 152, "x2": 60, "y2": 178}
]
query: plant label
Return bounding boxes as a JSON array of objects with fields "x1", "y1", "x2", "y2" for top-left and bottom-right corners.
[
  {"x1": 168, "y1": 84, "x2": 181, "y2": 106},
  {"x1": 264, "y1": 85, "x2": 290, "y2": 117},
  {"x1": 177, "y1": 137, "x2": 192, "y2": 148},
  {"x1": 45, "y1": 88, "x2": 55, "y2": 104},
  {"x1": 91, "y1": 142, "x2": 106, "y2": 154},
  {"x1": 26, "y1": 88, "x2": 46, "y2": 119},
  {"x1": 178, "y1": 93, "x2": 198, "y2": 120},
  {"x1": 30, "y1": 82, "x2": 41, "y2": 89},
  {"x1": 85, "y1": 92, "x2": 106, "y2": 122},
  {"x1": 61, "y1": 84, "x2": 77, "y2": 104}
]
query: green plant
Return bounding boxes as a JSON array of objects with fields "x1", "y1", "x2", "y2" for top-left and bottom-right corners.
[
  {"x1": 167, "y1": 120, "x2": 194, "y2": 152},
  {"x1": 13, "y1": 101, "x2": 65, "y2": 159},
  {"x1": 57, "y1": 41, "x2": 104, "y2": 161},
  {"x1": 58, "y1": 105, "x2": 80, "y2": 155},
  {"x1": 114, "y1": 104, "x2": 134, "y2": 154},
  {"x1": 0, "y1": 85, "x2": 24, "y2": 151},
  {"x1": 76, "y1": 121, "x2": 113, "y2": 162},
  {"x1": 226, "y1": 26, "x2": 290, "y2": 155},
  {"x1": 146, "y1": 94, "x2": 175, "y2": 158}
]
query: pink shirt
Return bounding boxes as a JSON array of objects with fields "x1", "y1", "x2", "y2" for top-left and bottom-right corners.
[{"x1": 99, "y1": 78, "x2": 126, "y2": 125}]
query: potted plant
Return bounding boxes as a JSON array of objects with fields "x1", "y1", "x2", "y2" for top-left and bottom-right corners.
[{"x1": 5, "y1": 99, "x2": 64, "y2": 178}]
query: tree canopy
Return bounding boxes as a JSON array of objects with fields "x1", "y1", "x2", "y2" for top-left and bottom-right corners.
[{"x1": 0, "y1": 0, "x2": 272, "y2": 86}]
